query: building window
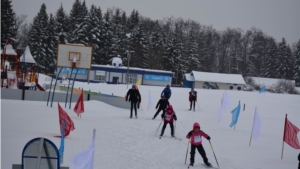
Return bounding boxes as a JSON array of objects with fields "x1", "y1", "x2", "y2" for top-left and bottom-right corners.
[
  {"x1": 95, "y1": 71, "x2": 106, "y2": 82},
  {"x1": 95, "y1": 75, "x2": 105, "y2": 82},
  {"x1": 129, "y1": 74, "x2": 137, "y2": 83}
]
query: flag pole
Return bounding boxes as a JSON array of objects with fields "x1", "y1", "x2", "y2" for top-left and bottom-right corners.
[
  {"x1": 281, "y1": 114, "x2": 287, "y2": 159},
  {"x1": 234, "y1": 124, "x2": 236, "y2": 130},
  {"x1": 148, "y1": 90, "x2": 150, "y2": 110},
  {"x1": 249, "y1": 107, "x2": 257, "y2": 146}
]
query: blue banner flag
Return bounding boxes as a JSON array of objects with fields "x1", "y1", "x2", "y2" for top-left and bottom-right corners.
[
  {"x1": 229, "y1": 101, "x2": 241, "y2": 127},
  {"x1": 59, "y1": 118, "x2": 65, "y2": 165},
  {"x1": 259, "y1": 86, "x2": 266, "y2": 94}
]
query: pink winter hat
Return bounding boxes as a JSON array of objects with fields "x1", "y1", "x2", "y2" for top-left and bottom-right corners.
[{"x1": 193, "y1": 122, "x2": 200, "y2": 129}]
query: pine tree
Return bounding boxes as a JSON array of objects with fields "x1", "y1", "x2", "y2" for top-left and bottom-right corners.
[
  {"x1": 263, "y1": 37, "x2": 277, "y2": 78},
  {"x1": 149, "y1": 20, "x2": 164, "y2": 69},
  {"x1": 89, "y1": 5, "x2": 103, "y2": 64},
  {"x1": 286, "y1": 45, "x2": 294, "y2": 79},
  {"x1": 162, "y1": 34, "x2": 175, "y2": 71},
  {"x1": 29, "y1": 3, "x2": 49, "y2": 74},
  {"x1": 46, "y1": 14, "x2": 57, "y2": 74},
  {"x1": 119, "y1": 11, "x2": 129, "y2": 63},
  {"x1": 101, "y1": 9, "x2": 113, "y2": 64},
  {"x1": 55, "y1": 3, "x2": 69, "y2": 43},
  {"x1": 111, "y1": 8, "x2": 122, "y2": 57},
  {"x1": 293, "y1": 39, "x2": 300, "y2": 81},
  {"x1": 186, "y1": 22, "x2": 200, "y2": 72},
  {"x1": 276, "y1": 38, "x2": 288, "y2": 79},
  {"x1": 69, "y1": 0, "x2": 82, "y2": 43},
  {"x1": 130, "y1": 23, "x2": 149, "y2": 68},
  {"x1": 1, "y1": 0, "x2": 16, "y2": 48},
  {"x1": 70, "y1": 0, "x2": 90, "y2": 45}
]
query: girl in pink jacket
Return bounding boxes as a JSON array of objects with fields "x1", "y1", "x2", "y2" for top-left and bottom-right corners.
[
  {"x1": 160, "y1": 105, "x2": 177, "y2": 137},
  {"x1": 186, "y1": 122, "x2": 211, "y2": 167}
]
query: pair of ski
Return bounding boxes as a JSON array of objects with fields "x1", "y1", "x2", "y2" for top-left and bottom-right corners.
[
  {"x1": 186, "y1": 109, "x2": 196, "y2": 112},
  {"x1": 187, "y1": 164, "x2": 215, "y2": 169},
  {"x1": 159, "y1": 136, "x2": 182, "y2": 141}
]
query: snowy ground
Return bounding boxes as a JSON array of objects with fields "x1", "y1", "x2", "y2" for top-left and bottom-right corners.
[{"x1": 2, "y1": 82, "x2": 300, "y2": 169}]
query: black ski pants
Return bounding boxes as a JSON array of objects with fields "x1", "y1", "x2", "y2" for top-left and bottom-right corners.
[
  {"x1": 160, "y1": 122, "x2": 174, "y2": 136},
  {"x1": 130, "y1": 101, "x2": 137, "y2": 116},
  {"x1": 153, "y1": 108, "x2": 166, "y2": 119},
  {"x1": 190, "y1": 100, "x2": 196, "y2": 110},
  {"x1": 190, "y1": 144, "x2": 208, "y2": 165}
]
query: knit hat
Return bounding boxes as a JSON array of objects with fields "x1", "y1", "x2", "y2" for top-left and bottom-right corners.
[
  {"x1": 132, "y1": 84, "x2": 136, "y2": 88},
  {"x1": 193, "y1": 122, "x2": 200, "y2": 129}
]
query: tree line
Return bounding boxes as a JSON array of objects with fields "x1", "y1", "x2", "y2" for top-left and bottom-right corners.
[{"x1": 1, "y1": 0, "x2": 300, "y2": 84}]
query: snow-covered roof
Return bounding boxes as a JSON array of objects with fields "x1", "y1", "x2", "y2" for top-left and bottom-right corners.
[
  {"x1": 185, "y1": 73, "x2": 195, "y2": 81},
  {"x1": 92, "y1": 64, "x2": 174, "y2": 74},
  {"x1": 191, "y1": 71, "x2": 245, "y2": 84},
  {"x1": 250, "y1": 77, "x2": 295, "y2": 87},
  {"x1": 19, "y1": 46, "x2": 36, "y2": 64},
  {"x1": 1, "y1": 44, "x2": 17, "y2": 55}
]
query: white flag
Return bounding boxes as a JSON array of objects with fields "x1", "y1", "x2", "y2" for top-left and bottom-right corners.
[
  {"x1": 223, "y1": 91, "x2": 230, "y2": 109},
  {"x1": 70, "y1": 129, "x2": 96, "y2": 169},
  {"x1": 148, "y1": 91, "x2": 153, "y2": 108},
  {"x1": 218, "y1": 91, "x2": 230, "y2": 121},
  {"x1": 251, "y1": 108, "x2": 261, "y2": 140}
]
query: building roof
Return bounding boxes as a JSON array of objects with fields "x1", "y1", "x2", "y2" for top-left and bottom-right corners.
[
  {"x1": 92, "y1": 64, "x2": 174, "y2": 74},
  {"x1": 191, "y1": 71, "x2": 245, "y2": 84},
  {"x1": 1, "y1": 44, "x2": 17, "y2": 55},
  {"x1": 184, "y1": 73, "x2": 195, "y2": 81},
  {"x1": 20, "y1": 46, "x2": 36, "y2": 64}
]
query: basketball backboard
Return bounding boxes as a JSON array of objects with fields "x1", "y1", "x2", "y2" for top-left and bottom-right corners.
[{"x1": 57, "y1": 44, "x2": 92, "y2": 69}]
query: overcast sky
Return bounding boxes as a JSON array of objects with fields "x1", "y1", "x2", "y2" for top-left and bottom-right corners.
[{"x1": 12, "y1": 0, "x2": 300, "y2": 45}]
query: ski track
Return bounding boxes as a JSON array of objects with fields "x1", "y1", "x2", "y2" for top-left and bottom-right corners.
[{"x1": 2, "y1": 84, "x2": 299, "y2": 169}]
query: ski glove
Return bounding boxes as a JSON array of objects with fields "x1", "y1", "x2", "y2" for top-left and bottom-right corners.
[
  {"x1": 161, "y1": 114, "x2": 164, "y2": 119},
  {"x1": 188, "y1": 131, "x2": 193, "y2": 136},
  {"x1": 125, "y1": 98, "x2": 128, "y2": 102},
  {"x1": 207, "y1": 136, "x2": 211, "y2": 140}
]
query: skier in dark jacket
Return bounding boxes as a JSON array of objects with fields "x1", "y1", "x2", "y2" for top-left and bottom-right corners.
[
  {"x1": 161, "y1": 85, "x2": 172, "y2": 101},
  {"x1": 152, "y1": 96, "x2": 169, "y2": 120},
  {"x1": 125, "y1": 84, "x2": 141, "y2": 118},
  {"x1": 298, "y1": 153, "x2": 300, "y2": 169},
  {"x1": 189, "y1": 88, "x2": 197, "y2": 111}
]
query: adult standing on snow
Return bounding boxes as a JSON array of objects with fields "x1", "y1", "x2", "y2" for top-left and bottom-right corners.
[
  {"x1": 161, "y1": 85, "x2": 172, "y2": 101},
  {"x1": 125, "y1": 84, "x2": 141, "y2": 118},
  {"x1": 189, "y1": 88, "x2": 197, "y2": 111}
]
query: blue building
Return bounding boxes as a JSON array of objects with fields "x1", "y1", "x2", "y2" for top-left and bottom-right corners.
[{"x1": 58, "y1": 65, "x2": 174, "y2": 87}]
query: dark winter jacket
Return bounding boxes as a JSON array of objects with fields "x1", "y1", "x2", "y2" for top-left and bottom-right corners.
[
  {"x1": 189, "y1": 91, "x2": 197, "y2": 101},
  {"x1": 126, "y1": 89, "x2": 141, "y2": 102},
  {"x1": 156, "y1": 99, "x2": 169, "y2": 109},
  {"x1": 298, "y1": 153, "x2": 300, "y2": 169},
  {"x1": 161, "y1": 88, "x2": 172, "y2": 99}
]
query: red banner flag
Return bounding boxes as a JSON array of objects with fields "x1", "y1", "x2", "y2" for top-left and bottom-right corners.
[
  {"x1": 284, "y1": 117, "x2": 300, "y2": 149},
  {"x1": 58, "y1": 103, "x2": 75, "y2": 137},
  {"x1": 74, "y1": 89, "x2": 84, "y2": 117}
]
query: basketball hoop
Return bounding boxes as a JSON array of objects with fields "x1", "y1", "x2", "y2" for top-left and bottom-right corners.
[{"x1": 71, "y1": 57, "x2": 79, "y2": 68}]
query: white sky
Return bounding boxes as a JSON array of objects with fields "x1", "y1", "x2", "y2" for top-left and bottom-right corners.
[{"x1": 12, "y1": 0, "x2": 300, "y2": 45}]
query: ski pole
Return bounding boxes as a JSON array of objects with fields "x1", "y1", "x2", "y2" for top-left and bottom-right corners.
[
  {"x1": 155, "y1": 119, "x2": 163, "y2": 136},
  {"x1": 196, "y1": 101, "x2": 201, "y2": 110},
  {"x1": 209, "y1": 140, "x2": 220, "y2": 168},
  {"x1": 185, "y1": 139, "x2": 190, "y2": 164}
]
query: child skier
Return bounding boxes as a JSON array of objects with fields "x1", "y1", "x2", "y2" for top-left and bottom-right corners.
[
  {"x1": 160, "y1": 105, "x2": 177, "y2": 137},
  {"x1": 186, "y1": 122, "x2": 211, "y2": 167},
  {"x1": 152, "y1": 96, "x2": 169, "y2": 120},
  {"x1": 189, "y1": 88, "x2": 197, "y2": 111}
]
